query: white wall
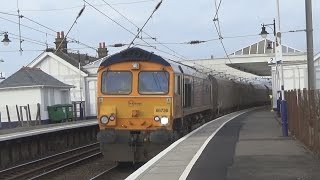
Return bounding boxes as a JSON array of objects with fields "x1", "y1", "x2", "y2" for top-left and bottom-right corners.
[
  {"x1": 0, "y1": 87, "x2": 71, "y2": 122},
  {"x1": 272, "y1": 64, "x2": 308, "y2": 91},
  {"x1": 85, "y1": 77, "x2": 97, "y2": 117},
  {"x1": 41, "y1": 88, "x2": 71, "y2": 120},
  {"x1": 282, "y1": 65, "x2": 307, "y2": 90},
  {"x1": 34, "y1": 55, "x2": 86, "y2": 102},
  {"x1": 271, "y1": 64, "x2": 308, "y2": 108},
  {"x1": 0, "y1": 88, "x2": 41, "y2": 122},
  {"x1": 316, "y1": 66, "x2": 320, "y2": 89}
]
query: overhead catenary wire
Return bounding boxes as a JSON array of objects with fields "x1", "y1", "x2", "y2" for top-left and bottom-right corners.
[
  {"x1": 1, "y1": 2, "x2": 262, "y2": 82},
  {"x1": 55, "y1": 5, "x2": 86, "y2": 53},
  {"x1": 5, "y1": 0, "x2": 156, "y2": 12},
  {"x1": 99, "y1": 0, "x2": 189, "y2": 60},
  {"x1": 16, "y1": 1, "x2": 22, "y2": 53},
  {"x1": 0, "y1": 49, "x2": 45, "y2": 53},
  {"x1": 0, "y1": 8, "x2": 283, "y2": 48},
  {"x1": 83, "y1": 0, "x2": 137, "y2": 37},
  {"x1": 127, "y1": 0, "x2": 162, "y2": 48},
  {"x1": 0, "y1": 30, "x2": 98, "y2": 52},
  {"x1": 21, "y1": 15, "x2": 98, "y2": 51},
  {"x1": 0, "y1": 16, "x2": 56, "y2": 36},
  {"x1": 83, "y1": 0, "x2": 188, "y2": 61},
  {"x1": 0, "y1": 30, "x2": 54, "y2": 47},
  {"x1": 213, "y1": 0, "x2": 232, "y2": 64},
  {"x1": 143, "y1": 33, "x2": 261, "y2": 45},
  {"x1": 0, "y1": 12, "x2": 97, "y2": 51}
]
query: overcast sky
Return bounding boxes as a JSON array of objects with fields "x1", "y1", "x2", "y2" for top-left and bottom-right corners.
[{"x1": 0, "y1": 0, "x2": 319, "y2": 76}]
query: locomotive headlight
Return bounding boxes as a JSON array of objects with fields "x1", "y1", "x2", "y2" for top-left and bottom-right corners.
[
  {"x1": 109, "y1": 114, "x2": 116, "y2": 121},
  {"x1": 100, "y1": 116, "x2": 109, "y2": 124},
  {"x1": 160, "y1": 116, "x2": 169, "y2": 125},
  {"x1": 132, "y1": 62, "x2": 140, "y2": 70},
  {"x1": 154, "y1": 116, "x2": 160, "y2": 121}
]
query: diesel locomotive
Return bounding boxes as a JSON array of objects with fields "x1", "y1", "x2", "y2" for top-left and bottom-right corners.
[{"x1": 96, "y1": 47, "x2": 269, "y2": 162}]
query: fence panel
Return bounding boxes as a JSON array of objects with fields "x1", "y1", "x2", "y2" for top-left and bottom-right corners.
[
  {"x1": 0, "y1": 103, "x2": 41, "y2": 129},
  {"x1": 286, "y1": 89, "x2": 320, "y2": 156},
  {"x1": 316, "y1": 91, "x2": 320, "y2": 155}
]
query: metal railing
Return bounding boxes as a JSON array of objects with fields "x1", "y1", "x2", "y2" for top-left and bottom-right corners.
[{"x1": 285, "y1": 89, "x2": 320, "y2": 156}]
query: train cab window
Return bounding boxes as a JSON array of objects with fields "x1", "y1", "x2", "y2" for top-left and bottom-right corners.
[
  {"x1": 139, "y1": 71, "x2": 169, "y2": 94},
  {"x1": 101, "y1": 71, "x2": 132, "y2": 94}
]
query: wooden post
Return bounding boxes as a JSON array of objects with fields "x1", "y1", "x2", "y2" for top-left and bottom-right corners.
[
  {"x1": 73, "y1": 102, "x2": 77, "y2": 121},
  {"x1": 316, "y1": 90, "x2": 320, "y2": 154},
  {"x1": 83, "y1": 102, "x2": 86, "y2": 120},
  {"x1": 286, "y1": 91, "x2": 291, "y2": 133},
  {"x1": 6, "y1": 105, "x2": 11, "y2": 128},
  {"x1": 303, "y1": 89, "x2": 310, "y2": 148},
  {"x1": 16, "y1": 105, "x2": 22, "y2": 127},
  {"x1": 23, "y1": 106, "x2": 30, "y2": 127},
  {"x1": 36, "y1": 103, "x2": 41, "y2": 125},
  {"x1": 309, "y1": 90, "x2": 316, "y2": 151},
  {"x1": 19, "y1": 106, "x2": 24, "y2": 126},
  {"x1": 292, "y1": 90, "x2": 300, "y2": 136},
  {"x1": 297, "y1": 89, "x2": 302, "y2": 142}
]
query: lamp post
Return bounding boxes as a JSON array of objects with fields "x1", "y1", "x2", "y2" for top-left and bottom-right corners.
[
  {"x1": 260, "y1": 17, "x2": 288, "y2": 136},
  {"x1": 1, "y1": 32, "x2": 11, "y2": 46},
  {"x1": 0, "y1": 59, "x2": 4, "y2": 80},
  {"x1": 260, "y1": 19, "x2": 280, "y2": 111}
]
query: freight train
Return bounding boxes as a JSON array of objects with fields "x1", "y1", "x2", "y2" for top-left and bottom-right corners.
[{"x1": 96, "y1": 47, "x2": 270, "y2": 162}]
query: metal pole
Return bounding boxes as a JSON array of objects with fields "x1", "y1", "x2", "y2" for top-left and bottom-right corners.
[
  {"x1": 276, "y1": 0, "x2": 288, "y2": 136},
  {"x1": 78, "y1": 51, "x2": 83, "y2": 119},
  {"x1": 305, "y1": 0, "x2": 315, "y2": 89},
  {"x1": 0, "y1": 59, "x2": 4, "y2": 80}
]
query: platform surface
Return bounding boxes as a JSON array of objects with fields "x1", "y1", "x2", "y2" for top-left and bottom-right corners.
[
  {"x1": 127, "y1": 107, "x2": 320, "y2": 180},
  {"x1": 0, "y1": 119, "x2": 97, "y2": 142}
]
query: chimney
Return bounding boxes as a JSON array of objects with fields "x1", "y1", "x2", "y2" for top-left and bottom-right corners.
[
  {"x1": 97, "y1": 42, "x2": 108, "y2": 58},
  {"x1": 55, "y1": 31, "x2": 68, "y2": 53}
]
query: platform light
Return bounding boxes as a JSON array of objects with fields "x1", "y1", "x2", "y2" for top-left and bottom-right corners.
[
  {"x1": 259, "y1": 16, "x2": 287, "y2": 137},
  {"x1": 1, "y1": 32, "x2": 11, "y2": 46},
  {"x1": 260, "y1": 25, "x2": 268, "y2": 39}
]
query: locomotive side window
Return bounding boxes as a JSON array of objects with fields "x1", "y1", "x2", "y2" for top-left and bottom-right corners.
[
  {"x1": 139, "y1": 71, "x2": 169, "y2": 94},
  {"x1": 184, "y1": 77, "x2": 192, "y2": 107},
  {"x1": 101, "y1": 71, "x2": 132, "y2": 94},
  {"x1": 175, "y1": 75, "x2": 181, "y2": 95}
]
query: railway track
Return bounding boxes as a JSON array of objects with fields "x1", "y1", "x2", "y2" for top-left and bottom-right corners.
[
  {"x1": 0, "y1": 142, "x2": 101, "y2": 180},
  {"x1": 89, "y1": 162, "x2": 143, "y2": 180},
  {"x1": 90, "y1": 163, "x2": 119, "y2": 180}
]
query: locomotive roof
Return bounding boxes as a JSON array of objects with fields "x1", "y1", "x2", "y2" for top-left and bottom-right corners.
[
  {"x1": 100, "y1": 47, "x2": 208, "y2": 79},
  {"x1": 100, "y1": 47, "x2": 170, "y2": 67}
]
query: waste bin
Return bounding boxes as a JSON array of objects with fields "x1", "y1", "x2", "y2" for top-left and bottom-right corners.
[{"x1": 47, "y1": 104, "x2": 74, "y2": 123}]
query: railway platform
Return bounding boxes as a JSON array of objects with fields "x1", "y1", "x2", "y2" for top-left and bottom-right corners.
[
  {"x1": 127, "y1": 107, "x2": 320, "y2": 180},
  {"x1": 0, "y1": 119, "x2": 98, "y2": 169},
  {"x1": 0, "y1": 119, "x2": 98, "y2": 141}
]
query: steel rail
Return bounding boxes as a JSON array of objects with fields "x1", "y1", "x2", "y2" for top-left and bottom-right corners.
[
  {"x1": 0, "y1": 142, "x2": 100, "y2": 180},
  {"x1": 89, "y1": 163, "x2": 119, "y2": 180}
]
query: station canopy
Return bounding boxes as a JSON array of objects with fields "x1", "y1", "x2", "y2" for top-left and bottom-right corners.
[{"x1": 226, "y1": 39, "x2": 303, "y2": 76}]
